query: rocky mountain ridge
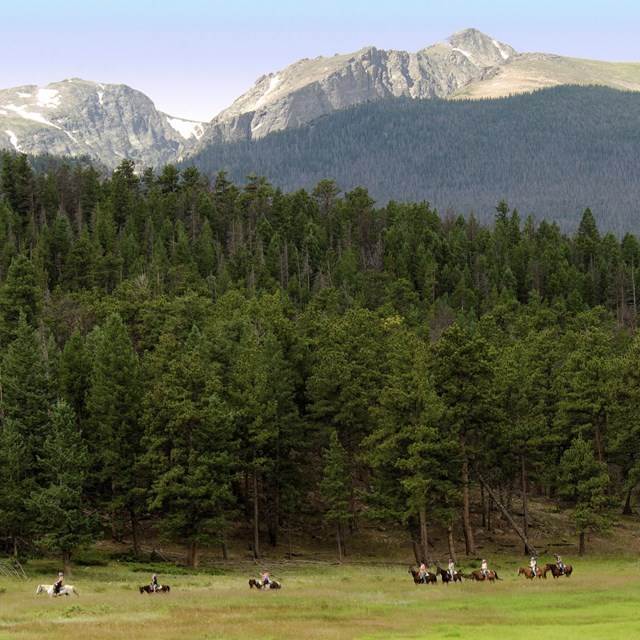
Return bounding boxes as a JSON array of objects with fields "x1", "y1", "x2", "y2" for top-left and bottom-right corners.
[
  {"x1": 0, "y1": 78, "x2": 204, "y2": 168},
  {"x1": 189, "y1": 27, "x2": 640, "y2": 154},
  {"x1": 2, "y1": 29, "x2": 640, "y2": 169}
]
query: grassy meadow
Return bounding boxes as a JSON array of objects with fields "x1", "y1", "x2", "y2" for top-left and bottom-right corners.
[{"x1": 1, "y1": 557, "x2": 640, "y2": 640}]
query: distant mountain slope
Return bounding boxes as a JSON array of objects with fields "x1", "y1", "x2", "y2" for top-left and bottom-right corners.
[
  {"x1": 184, "y1": 85, "x2": 640, "y2": 235},
  {"x1": 0, "y1": 78, "x2": 204, "y2": 168},
  {"x1": 190, "y1": 28, "x2": 640, "y2": 153}
]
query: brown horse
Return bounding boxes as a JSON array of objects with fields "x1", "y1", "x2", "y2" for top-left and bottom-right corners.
[
  {"x1": 436, "y1": 567, "x2": 463, "y2": 583},
  {"x1": 470, "y1": 569, "x2": 501, "y2": 582},
  {"x1": 544, "y1": 563, "x2": 573, "y2": 579},
  {"x1": 517, "y1": 567, "x2": 545, "y2": 580},
  {"x1": 408, "y1": 566, "x2": 437, "y2": 584}
]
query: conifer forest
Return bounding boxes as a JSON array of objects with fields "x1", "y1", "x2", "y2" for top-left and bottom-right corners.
[{"x1": 1, "y1": 151, "x2": 639, "y2": 571}]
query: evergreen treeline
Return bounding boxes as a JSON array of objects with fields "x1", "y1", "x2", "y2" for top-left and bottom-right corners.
[
  {"x1": 1, "y1": 150, "x2": 640, "y2": 572},
  {"x1": 186, "y1": 86, "x2": 640, "y2": 236}
]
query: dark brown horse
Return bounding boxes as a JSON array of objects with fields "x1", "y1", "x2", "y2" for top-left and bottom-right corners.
[
  {"x1": 140, "y1": 584, "x2": 170, "y2": 593},
  {"x1": 249, "y1": 578, "x2": 281, "y2": 590},
  {"x1": 436, "y1": 567, "x2": 463, "y2": 583},
  {"x1": 517, "y1": 567, "x2": 545, "y2": 580},
  {"x1": 544, "y1": 563, "x2": 573, "y2": 579},
  {"x1": 408, "y1": 566, "x2": 437, "y2": 584},
  {"x1": 470, "y1": 569, "x2": 501, "y2": 582}
]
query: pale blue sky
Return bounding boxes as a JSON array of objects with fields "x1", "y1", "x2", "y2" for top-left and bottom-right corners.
[{"x1": 2, "y1": 0, "x2": 639, "y2": 121}]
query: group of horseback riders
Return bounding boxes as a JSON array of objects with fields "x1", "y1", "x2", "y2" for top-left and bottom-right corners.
[
  {"x1": 418, "y1": 558, "x2": 457, "y2": 582},
  {"x1": 417, "y1": 552, "x2": 568, "y2": 583},
  {"x1": 529, "y1": 554, "x2": 566, "y2": 576}
]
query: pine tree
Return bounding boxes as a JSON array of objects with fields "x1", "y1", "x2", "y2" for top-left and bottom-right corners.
[
  {"x1": 0, "y1": 255, "x2": 42, "y2": 347},
  {"x1": 320, "y1": 430, "x2": 351, "y2": 561},
  {"x1": 556, "y1": 436, "x2": 611, "y2": 556},
  {"x1": 29, "y1": 399, "x2": 94, "y2": 574},
  {"x1": 85, "y1": 313, "x2": 143, "y2": 551},
  {"x1": 142, "y1": 327, "x2": 237, "y2": 568}
]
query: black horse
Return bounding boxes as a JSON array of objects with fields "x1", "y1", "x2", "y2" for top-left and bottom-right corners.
[
  {"x1": 408, "y1": 566, "x2": 437, "y2": 584},
  {"x1": 436, "y1": 567, "x2": 462, "y2": 583},
  {"x1": 249, "y1": 578, "x2": 281, "y2": 589},
  {"x1": 140, "y1": 584, "x2": 171, "y2": 593}
]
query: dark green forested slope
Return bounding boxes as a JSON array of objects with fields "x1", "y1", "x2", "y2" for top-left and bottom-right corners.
[
  {"x1": 1, "y1": 151, "x2": 639, "y2": 571},
  {"x1": 186, "y1": 86, "x2": 640, "y2": 235}
]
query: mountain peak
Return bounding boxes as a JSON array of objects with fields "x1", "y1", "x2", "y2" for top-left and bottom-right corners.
[{"x1": 444, "y1": 28, "x2": 517, "y2": 66}]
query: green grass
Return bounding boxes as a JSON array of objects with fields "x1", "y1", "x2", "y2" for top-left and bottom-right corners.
[{"x1": 1, "y1": 558, "x2": 640, "y2": 639}]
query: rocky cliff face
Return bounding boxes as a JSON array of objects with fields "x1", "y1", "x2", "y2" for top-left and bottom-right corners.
[
  {"x1": 190, "y1": 29, "x2": 517, "y2": 149},
  {"x1": 0, "y1": 78, "x2": 204, "y2": 168},
  {"x1": 189, "y1": 26, "x2": 640, "y2": 155}
]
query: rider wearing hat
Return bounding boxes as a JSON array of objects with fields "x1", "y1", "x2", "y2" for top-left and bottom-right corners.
[
  {"x1": 555, "y1": 554, "x2": 564, "y2": 575},
  {"x1": 530, "y1": 556, "x2": 538, "y2": 577},
  {"x1": 481, "y1": 559, "x2": 488, "y2": 578},
  {"x1": 151, "y1": 573, "x2": 159, "y2": 592},
  {"x1": 261, "y1": 569, "x2": 271, "y2": 587},
  {"x1": 54, "y1": 572, "x2": 64, "y2": 594},
  {"x1": 448, "y1": 558, "x2": 456, "y2": 580}
]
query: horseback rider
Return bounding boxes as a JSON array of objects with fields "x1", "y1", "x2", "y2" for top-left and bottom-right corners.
[
  {"x1": 448, "y1": 558, "x2": 456, "y2": 580},
  {"x1": 555, "y1": 554, "x2": 564, "y2": 575},
  {"x1": 418, "y1": 562, "x2": 427, "y2": 583},
  {"x1": 261, "y1": 569, "x2": 271, "y2": 587},
  {"x1": 151, "y1": 573, "x2": 159, "y2": 592},
  {"x1": 481, "y1": 559, "x2": 488, "y2": 578},
  {"x1": 530, "y1": 556, "x2": 538, "y2": 576},
  {"x1": 54, "y1": 572, "x2": 64, "y2": 594}
]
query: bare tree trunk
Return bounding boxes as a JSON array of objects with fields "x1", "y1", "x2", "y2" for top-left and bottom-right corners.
[
  {"x1": 131, "y1": 511, "x2": 141, "y2": 557},
  {"x1": 447, "y1": 525, "x2": 457, "y2": 563},
  {"x1": 419, "y1": 504, "x2": 429, "y2": 563},
  {"x1": 487, "y1": 494, "x2": 493, "y2": 532},
  {"x1": 522, "y1": 454, "x2": 530, "y2": 555},
  {"x1": 221, "y1": 537, "x2": 229, "y2": 561},
  {"x1": 253, "y1": 469, "x2": 260, "y2": 560},
  {"x1": 62, "y1": 549, "x2": 72, "y2": 576},
  {"x1": 410, "y1": 532, "x2": 421, "y2": 566},
  {"x1": 622, "y1": 485, "x2": 634, "y2": 515},
  {"x1": 477, "y1": 471, "x2": 537, "y2": 556},
  {"x1": 461, "y1": 453, "x2": 476, "y2": 555},
  {"x1": 187, "y1": 540, "x2": 199, "y2": 570},
  {"x1": 338, "y1": 521, "x2": 347, "y2": 558}
]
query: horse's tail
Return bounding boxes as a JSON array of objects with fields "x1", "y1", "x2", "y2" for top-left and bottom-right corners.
[
  {"x1": 73, "y1": 587, "x2": 80, "y2": 597},
  {"x1": 494, "y1": 572, "x2": 503, "y2": 581}
]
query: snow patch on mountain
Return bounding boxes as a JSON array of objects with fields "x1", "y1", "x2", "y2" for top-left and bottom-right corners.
[
  {"x1": 492, "y1": 39, "x2": 512, "y2": 60},
  {"x1": 166, "y1": 117, "x2": 204, "y2": 140},
  {"x1": 256, "y1": 75, "x2": 281, "y2": 108},
  {"x1": 5, "y1": 129, "x2": 21, "y2": 151},
  {"x1": 37, "y1": 88, "x2": 60, "y2": 108},
  {"x1": 451, "y1": 47, "x2": 475, "y2": 63},
  {"x1": 5, "y1": 103, "x2": 61, "y2": 128}
]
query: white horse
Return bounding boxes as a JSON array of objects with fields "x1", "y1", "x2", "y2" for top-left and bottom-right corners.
[{"x1": 35, "y1": 583, "x2": 80, "y2": 597}]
